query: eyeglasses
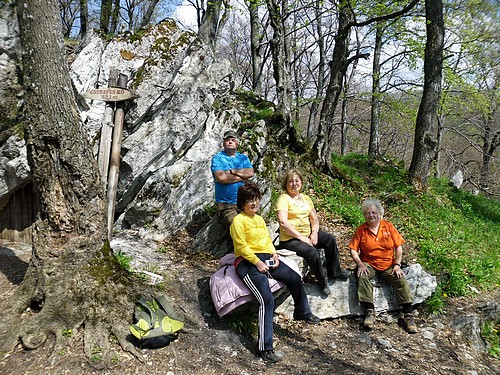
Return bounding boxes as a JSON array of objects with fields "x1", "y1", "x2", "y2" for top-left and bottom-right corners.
[{"x1": 246, "y1": 199, "x2": 260, "y2": 205}]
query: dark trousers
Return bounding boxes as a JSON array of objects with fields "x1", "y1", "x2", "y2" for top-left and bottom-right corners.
[
  {"x1": 235, "y1": 253, "x2": 311, "y2": 351},
  {"x1": 280, "y1": 230, "x2": 342, "y2": 288}
]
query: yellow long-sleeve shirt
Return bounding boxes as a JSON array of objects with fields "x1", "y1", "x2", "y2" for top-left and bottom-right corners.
[{"x1": 229, "y1": 212, "x2": 276, "y2": 265}]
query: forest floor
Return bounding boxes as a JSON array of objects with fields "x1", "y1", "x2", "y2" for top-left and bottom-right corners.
[{"x1": 0, "y1": 227, "x2": 499, "y2": 375}]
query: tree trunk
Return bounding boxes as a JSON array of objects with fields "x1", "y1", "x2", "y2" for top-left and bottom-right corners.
[
  {"x1": 369, "y1": 21, "x2": 383, "y2": 158},
  {"x1": 110, "y1": 0, "x2": 121, "y2": 34},
  {"x1": 139, "y1": 0, "x2": 161, "y2": 29},
  {"x1": 248, "y1": 0, "x2": 264, "y2": 95},
  {"x1": 1, "y1": 0, "x2": 139, "y2": 366},
  {"x1": 100, "y1": 0, "x2": 112, "y2": 33},
  {"x1": 315, "y1": 3, "x2": 353, "y2": 169},
  {"x1": 198, "y1": 0, "x2": 230, "y2": 54},
  {"x1": 266, "y1": 0, "x2": 295, "y2": 136},
  {"x1": 306, "y1": 0, "x2": 327, "y2": 139},
  {"x1": 409, "y1": 0, "x2": 444, "y2": 191},
  {"x1": 79, "y1": 0, "x2": 88, "y2": 38},
  {"x1": 479, "y1": 107, "x2": 499, "y2": 194}
]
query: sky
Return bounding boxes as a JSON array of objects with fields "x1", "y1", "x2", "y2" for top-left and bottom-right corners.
[{"x1": 172, "y1": 1, "x2": 198, "y2": 30}]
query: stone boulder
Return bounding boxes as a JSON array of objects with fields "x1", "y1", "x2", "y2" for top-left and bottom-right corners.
[{"x1": 275, "y1": 250, "x2": 437, "y2": 319}]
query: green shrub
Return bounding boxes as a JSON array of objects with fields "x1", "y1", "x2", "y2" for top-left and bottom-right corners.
[
  {"x1": 482, "y1": 319, "x2": 500, "y2": 358},
  {"x1": 114, "y1": 250, "x2": 132, "y2": 273}
]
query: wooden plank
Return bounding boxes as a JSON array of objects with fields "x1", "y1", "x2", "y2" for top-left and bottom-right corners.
[
  {"x1": 106, "y1": 73, "x2": 128, "y2": 241},
  {"x1": 97, "y1": 69, "x2": 118, "y2": 191},
  {"x1": 83, "y1": 87, "x2": 137, "y2": 102}
]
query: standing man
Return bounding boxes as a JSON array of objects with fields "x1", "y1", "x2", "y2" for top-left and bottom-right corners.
[{"x1": 211, "y1": 130, "x2": 254, "y2": 230}]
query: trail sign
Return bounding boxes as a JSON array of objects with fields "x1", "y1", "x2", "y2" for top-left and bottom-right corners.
[{"x1": 84, "y1": 87, "x2": 137, "y2": 102}]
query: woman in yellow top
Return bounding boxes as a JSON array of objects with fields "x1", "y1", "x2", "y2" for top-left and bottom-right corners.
[
  {"x1": 230, "y1": 182, "x2": 319, "y2": 364},
  {"x1": 276, "y1": 170, "x2": 350, "y2": 296}
]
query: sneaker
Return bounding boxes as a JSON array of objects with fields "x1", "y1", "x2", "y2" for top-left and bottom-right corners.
[
  {"x1": 296, "y1": 314, "x2": 321, "y2": 324},
  {"x1": 363, "y1": 309, "x2": 376, "y2": 329},
  {"x1": 330, "y1": 270, "x2": 351, "y2": 280},
  {"x1": 404, "y1": 313, "x2": 418, "y2": 334},
  {"x1": 260, "y1": 350, "x2": 280, "y2": 363}
]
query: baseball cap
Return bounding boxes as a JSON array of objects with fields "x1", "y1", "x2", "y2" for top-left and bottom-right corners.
[{"x1": 223, "y1": 130, "x2": 238, "y2": 139}]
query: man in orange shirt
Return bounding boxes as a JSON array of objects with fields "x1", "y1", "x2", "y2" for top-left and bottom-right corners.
[{"x1": 349, "y1": 198, "x2": 416, "y2": 333}]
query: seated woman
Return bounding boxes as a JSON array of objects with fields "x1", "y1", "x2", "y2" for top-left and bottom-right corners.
[
  {"x1": 230, "y1": 182, "x2": 320, "y2": 364},
  {"x1": 349, "y1": 198, "x2": 417, "y2": 333},
  {"x1": 276, "y1": 169, "x2": 350, "y2": 296}
]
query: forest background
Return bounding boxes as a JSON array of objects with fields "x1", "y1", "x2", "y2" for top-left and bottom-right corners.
[{"x1": 59, "y1": 0, "x2": 499, "y2": 197}]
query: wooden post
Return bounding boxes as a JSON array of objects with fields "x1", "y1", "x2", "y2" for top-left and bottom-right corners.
[
  {"x1": 106, "y1": 73, "x2": 128, "y2": 241},
  {"x1": 97, "y1": 68, "x2": 118, "y2": 190}
]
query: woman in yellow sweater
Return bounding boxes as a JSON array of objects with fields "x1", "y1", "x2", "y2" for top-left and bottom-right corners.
[
  {"x1": 276, "y1": 169, "x2": 350, "y2": 296},
  {"x1": 230, "y1": 182, "x2": 319, "y2": 364}
]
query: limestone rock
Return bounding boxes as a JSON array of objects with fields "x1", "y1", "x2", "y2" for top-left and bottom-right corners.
[
  {"x1": 0, "y1": 136, "x2": 30, "y2": 199},
  {"x1": 0, "y1": 18, "x2": 274, "y2": 243},
  {"x1": 275, "y1": 251, "x2": 437, "y2": 320}
]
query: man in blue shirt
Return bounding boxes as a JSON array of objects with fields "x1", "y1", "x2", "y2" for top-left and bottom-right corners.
[{"x1": 211, "y1": 130, "x2": 254, "y2": 230}]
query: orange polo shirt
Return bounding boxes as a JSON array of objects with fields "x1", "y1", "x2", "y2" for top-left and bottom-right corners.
[{"x1": 349, "y1": 219, "x2": 405, "y2": 271}]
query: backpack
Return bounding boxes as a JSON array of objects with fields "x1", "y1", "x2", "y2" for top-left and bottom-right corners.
[{"x1": 129, "y1": 294, "x2": 184, "y2": 349}]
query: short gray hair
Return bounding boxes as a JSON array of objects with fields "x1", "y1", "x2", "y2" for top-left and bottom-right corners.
[{"x1": 361, "y1": 198, "x2": 384, "y2": 216}]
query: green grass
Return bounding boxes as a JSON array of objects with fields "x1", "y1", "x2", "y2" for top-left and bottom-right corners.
[
  {"x1": 225, "y1": 311, "x2": 258, "y2": 336},
  {"x1": 482, "y1": 319, "x2": 500, "y2": 358},
  {"x1": 308, "y1": 154, "x2": 499, "y2": 310},
  {"x1": 114, "y1": 250, "x2": 133, "y2": 273}
]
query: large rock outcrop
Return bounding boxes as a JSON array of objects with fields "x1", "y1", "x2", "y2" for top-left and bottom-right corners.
[{"x1": 0, "y1": 18, "x2": 278, "y2": 247}]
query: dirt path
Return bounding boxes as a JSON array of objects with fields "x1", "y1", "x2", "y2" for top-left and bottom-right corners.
[{"x1": 0, "y1": 239, "x2": 499, "y2": 375}]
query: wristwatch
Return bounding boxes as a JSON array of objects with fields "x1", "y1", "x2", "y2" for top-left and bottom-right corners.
[{"x1": 394, "y1": 263, "x2": 401, "y2": 267}]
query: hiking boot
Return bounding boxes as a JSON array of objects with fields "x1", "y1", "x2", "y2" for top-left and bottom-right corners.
[
  {"x1": 260, "y1": 350, "x2": 280, "y2": 363},
  {"x1": 363, "y1": 309, "x2": 376, "y2": 329},
  {"x1": 404, "y1": 313, "x2": 418, "y2": 334}
]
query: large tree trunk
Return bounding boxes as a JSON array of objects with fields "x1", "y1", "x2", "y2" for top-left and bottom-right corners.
[
  {"x1": 139, "y1": 0, "x2": 161, "y2": 29},
  {"x1": 100, "y1": 0, "x2": 112, "y2": 33},
  {"x1": 369, "y1": 21, "x2": 384, "y2": 158},
  {"x1": 409, "y1": 0, "x2": 444, "y2": 191},
  {"x1": 266, "y1": 0, "x2": 295, "y2": 139},
  {"x1": 315, "y1": 3, "x2": 353, "y2": 169},
  {"x1": 0, "y1": 0, "x2": 139, "y2": 366},
  {"x1": 79, "y1": 0, "x2": 88, "y2": 38},
  {"x1": 248, "y1": 0, "x2": 265, "y2": 95},
  {"x1": 198, "y1": 0, "x2": 230, "y2": 54}
]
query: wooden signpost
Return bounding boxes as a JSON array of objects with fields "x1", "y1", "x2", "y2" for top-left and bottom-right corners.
[
  {"x1": 83, "y1": 87, "x2": 137, "y2": 102},
  {"x1": 84, "y1": 70, "x2": 137, "y2": 241}
]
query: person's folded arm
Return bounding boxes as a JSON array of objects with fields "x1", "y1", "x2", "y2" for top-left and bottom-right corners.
[
  {"x1": 214, "y1": 169, "x2": 244, "y2": 184},
  {"x1": 231, "y1": 167, "x2": 254, "y2": 180}
]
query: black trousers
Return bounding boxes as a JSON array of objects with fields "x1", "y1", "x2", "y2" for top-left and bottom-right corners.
[{"x1": 280, "y1": 230, "x2": 343, "y2": 288}]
